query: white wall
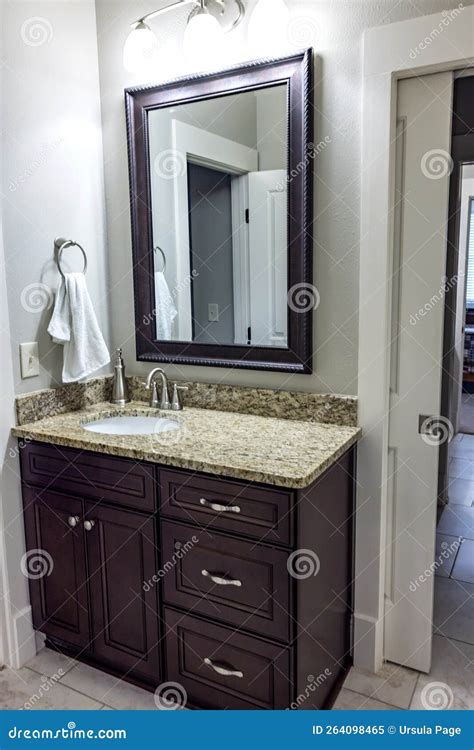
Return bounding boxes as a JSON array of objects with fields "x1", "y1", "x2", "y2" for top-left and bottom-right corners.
[
  {"x1": 95, "y1": 0, "x2": 472, "y2": 395},
  {"x1": 1, "y1": 0, "x2": 110, "y2": 393}
]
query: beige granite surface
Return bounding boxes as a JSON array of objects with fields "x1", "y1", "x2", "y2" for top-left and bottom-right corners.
[
  {"x1": 16, "y1": 376, "x2": 357, "y2": 428},
  {"x1": 12, "y1": 402, "x2": 361, "y2": 489}
]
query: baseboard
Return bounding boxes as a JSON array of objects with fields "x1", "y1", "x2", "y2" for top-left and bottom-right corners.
[
  {"x1": 10, "y1": 606, "x2": 36, "y2": 669},
  {"x1": 352, "y1": 612, "x2": 384, "y2": 673}
]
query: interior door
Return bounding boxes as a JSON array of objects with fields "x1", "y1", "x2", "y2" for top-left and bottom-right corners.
[
  {"x1": 22, "y1": 488, "x2": 90, "y2": 648},
  {"x1": 248, "y1": 170, "x2": 288, "y2": 347},
  {"x1": 85, "y1": 502, "x2": 161, "y2": 684},
  {"x1": 385, "y1": 72, "x2": 453, "y2": 672}
]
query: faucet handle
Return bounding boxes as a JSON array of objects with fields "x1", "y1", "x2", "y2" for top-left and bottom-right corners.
[{"x1": 171, "y1": 384, "x2": 189, "y2": 411}]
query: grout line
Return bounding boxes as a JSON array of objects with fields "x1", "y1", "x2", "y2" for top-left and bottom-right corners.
[
  {"x1": 21, "y1": 666, "x2": 105, "y2": 708},
  {"x1": 334, "y1": 688, "x2": 402, "y2": 711}
]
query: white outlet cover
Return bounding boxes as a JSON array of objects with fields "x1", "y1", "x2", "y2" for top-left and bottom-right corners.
[{"x1": 20, "y1": 342, "x2": 40, "y2": 379}]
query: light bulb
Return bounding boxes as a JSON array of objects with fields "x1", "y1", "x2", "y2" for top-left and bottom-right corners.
[
  {"x1": 123, "y1": 21, "x2": 159, "y2": 74},
  {"x1": 183, "y1": 11, "x2": 225, "y2": 71},
  {"x1": 247, "y1": 0, "x2": 290, "y2": 57}
]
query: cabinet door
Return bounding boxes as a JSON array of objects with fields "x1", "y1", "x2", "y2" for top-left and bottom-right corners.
[
  {"x1": 22, "y1": 487, "x2": 90, "y2": 648},
  {"x1": 85, "y1": 503, "x2": 161, "y2": 684}
]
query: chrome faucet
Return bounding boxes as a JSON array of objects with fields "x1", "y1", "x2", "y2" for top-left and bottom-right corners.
[
  {"x1": 143, "y1": 369, "x2": 188, "y2": 411},
  {"x1": 144, "y1": 368, "x2": 171, "y2": 410}
]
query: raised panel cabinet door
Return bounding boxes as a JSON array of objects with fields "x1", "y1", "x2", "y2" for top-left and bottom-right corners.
[
  {"x1": 85, "y1": 502, "x2": 161, "y2": 685},
  {"x1": 22, "y1": 487, "x2": 90, "y2": 648}
]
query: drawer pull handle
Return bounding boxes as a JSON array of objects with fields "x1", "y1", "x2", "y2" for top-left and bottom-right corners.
[
  {"x1": 67, "y1": 515, "x2": 80, "y2": 528},
  {"x1": 204, "y1": 657, "x2": 243, "y2": 679},
  {"x1": 201, "y1": 570, "x2": 242, "y2": 587},
  {"x1": 199, "y1": 498, "x2": 241, "y2": 514},
  {"x1": 83, "y1": 520, "x2": 96, "y2": 532}
]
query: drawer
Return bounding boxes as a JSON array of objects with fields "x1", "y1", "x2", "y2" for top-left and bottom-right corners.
[
  {"x1": 163, "y1": 608, "x2": 292, "y2": 710},
  {"x1": 159, "y1": 469, "x2": 293, "y2": 546},
  {"x1": 161, "y1": 521, "x2": 291, "y2": 641},
  {"x1": 20, "y1": 442, "x2": 156, "y2": 512}
]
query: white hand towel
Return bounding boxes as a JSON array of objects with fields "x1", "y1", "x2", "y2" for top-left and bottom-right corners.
[
  {"x1": 47, "y1": 272, "x2": 110, "y2": 383},
  {"x1": 155, "y1": 271, "x2": 177, "y2": 340}
]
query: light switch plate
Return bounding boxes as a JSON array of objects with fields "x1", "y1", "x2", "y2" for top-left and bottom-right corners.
[
  {"x1": 20, "y1": 342, "x2": 40, "y2": 379},
  {"x1": 208, "y1": 303, "x2": 219, "y2": 322}
]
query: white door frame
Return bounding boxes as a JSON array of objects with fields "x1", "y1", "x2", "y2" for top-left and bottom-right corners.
[{"x1": 357, "y1": 6, "x2": 474, "y2": 672}]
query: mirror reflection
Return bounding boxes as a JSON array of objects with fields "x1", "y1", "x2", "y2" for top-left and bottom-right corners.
[{"x1": 148, "y1": 84, "x2": 288, "y2": 348}]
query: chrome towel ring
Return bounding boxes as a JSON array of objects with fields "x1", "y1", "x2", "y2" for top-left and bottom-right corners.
[
  {"x1": 154, "y1": 245, "x2": 166, "y2": 273},
  {"x1": 54, "y1": 237, "x2": 88, "y2": 279}
]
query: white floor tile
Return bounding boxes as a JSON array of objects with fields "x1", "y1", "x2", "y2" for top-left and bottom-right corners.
[
  {"x1": 342, "y1": 662, "x2": 418, "y2": 709},
  {"x1": 410, "y1": 635, "x2": 474, "y2": 710},
  {"x1": 61, "y1": 662, "x2": 157, "y2": 710},
  {"x1": 25, "y1": 648, "x2": 76, "y2": 679},
  {"x1": 433, "y1": 577, "x2": 474, "y2": 645},
  {"x1": 451, "y1": 539, "x2": 474, "y2": 584},
  {"x1": 332, "y1": 688, "x2": 397, "y2": 710},
  {"x1": 435, "y1": 534, "x2": 461, "y2": 578},
  {"x1": 437, "y1": 505, "x2": 474, "y2": 540},
  {"x1": 448, "y1": 458, "x2": 474, "y2": 481},
  {"x1": 0, "y1": 666, "x2": 102, "y2": 710},
  {"x1": 447, "y1": 478, "x2": 474, "y2": 507}
]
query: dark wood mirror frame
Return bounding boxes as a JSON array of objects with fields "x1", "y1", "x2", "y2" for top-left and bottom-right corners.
[{"x1": 125, "y1": 48, "x2": 314, "y2": 373}]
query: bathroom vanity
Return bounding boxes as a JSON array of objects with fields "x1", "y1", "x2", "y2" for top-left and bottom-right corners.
[{"x1": 14, "y1": 397, "x2": 359, "y2": 710}]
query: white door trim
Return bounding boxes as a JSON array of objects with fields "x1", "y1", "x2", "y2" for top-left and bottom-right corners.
[{"x1": 357, "y1": 5, "x2": 474, "y2": 672}]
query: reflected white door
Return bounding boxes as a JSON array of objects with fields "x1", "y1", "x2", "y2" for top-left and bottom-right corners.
[
  {"x1": 248, "y1": 170, "x2": 287, "y2": 347},
  {"x1": 385, "y1": 72, "x2": 453, "y2": 673}
]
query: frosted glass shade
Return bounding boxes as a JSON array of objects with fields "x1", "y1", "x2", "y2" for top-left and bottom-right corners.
[
  {"x1": 247, "y1": 0, "x2": 290, "y2": 57},
  {"x1": 183, "y1": 11, "x2": 225, "y2": 71},
  {"x1": 123, "y1": 23, "x2": 159, "y2": 74}
]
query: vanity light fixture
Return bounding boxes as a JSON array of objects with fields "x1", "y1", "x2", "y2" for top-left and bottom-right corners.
[{"x1": 123, "y1": 0, "x2": 245, "y2": 74}]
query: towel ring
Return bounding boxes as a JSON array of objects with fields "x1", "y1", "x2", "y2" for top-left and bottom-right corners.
[
  {"x1": 55, "y1": 237, "x2": 88, "y2": 279},
  {"x1": 154, "y1": 246, "x2": 166, "y2": 273}
]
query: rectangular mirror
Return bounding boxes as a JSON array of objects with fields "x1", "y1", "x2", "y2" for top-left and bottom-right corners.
[{"x1": 126, "y1": 50, "x2": 313, "y2": 372}]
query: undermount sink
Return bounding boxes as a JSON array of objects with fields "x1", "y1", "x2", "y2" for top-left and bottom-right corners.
[{"x1": 82, "y1": 415, "x2": 181, "y2": 436}]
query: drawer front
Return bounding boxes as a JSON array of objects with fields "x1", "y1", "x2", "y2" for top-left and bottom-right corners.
[
  {"x1": 20, "y1": 442, "x2": 156, "y2": 512},
  {"x1": 161, "y1": 521, "x2": 291, "y2": 641},
  {"x1": 164, "y1": 608, "x2": 292, "y2": 710},
  {"x1": 159, "y1": 469, "x2": 293, "y2": 546}
]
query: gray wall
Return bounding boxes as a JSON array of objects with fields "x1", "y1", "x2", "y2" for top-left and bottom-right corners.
[
  {"x1": 95, "y1": 0, "x2": 474, "y2": 396},
  {"x1": 1, "y1": 0, "x2": 110, "y2": 393}
]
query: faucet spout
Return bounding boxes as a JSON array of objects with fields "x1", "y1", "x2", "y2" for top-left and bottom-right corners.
[{"x1": 144, "y1": 368, "x2": 171, "y2": 410}]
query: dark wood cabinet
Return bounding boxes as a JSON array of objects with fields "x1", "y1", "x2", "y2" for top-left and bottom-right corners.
[{"x1": 20, "y1": 440, "x2": 355, "y2": 709}]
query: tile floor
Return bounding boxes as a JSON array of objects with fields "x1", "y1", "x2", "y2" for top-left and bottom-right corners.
[{"x1": 1, "y1": 434, "x2": 473, "y2": 711}]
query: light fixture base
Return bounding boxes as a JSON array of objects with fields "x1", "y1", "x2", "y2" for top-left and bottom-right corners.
[{"x1": 188, "y1": 0, "x2": 245, "y2": 32}]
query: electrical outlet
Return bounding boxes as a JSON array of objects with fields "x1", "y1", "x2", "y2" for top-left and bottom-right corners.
[
  {"x1": 208, "y1": 303, "x2": 219, "y2": 322},
  {"x1": 20, "y1": 342, "x2": 40, "y2": 379}
]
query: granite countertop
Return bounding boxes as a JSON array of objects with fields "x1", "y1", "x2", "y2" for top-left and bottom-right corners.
[{"x1": 12, "y1": 402, "x2": 361, "y2": 489}]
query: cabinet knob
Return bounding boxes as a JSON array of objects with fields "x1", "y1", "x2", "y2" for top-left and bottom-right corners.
[
  {"x1": 83, "y1": 520, "x2": 96, "y2": 532},
  {"x1": 67, "y1": 515, "x2": 80, "y2": 528}
]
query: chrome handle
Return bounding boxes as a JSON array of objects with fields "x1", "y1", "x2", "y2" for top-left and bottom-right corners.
[
  {"x1": 83, "y1": 520, "x2": 95, "y2": 532},
  {"x1": 203, "y1": 657, "x2": 243, "y2": 679},
  {"x1": 67, "y1": 515, "x2": 80, "y2": 528},
  {"x1": 201, "y1": 570, "x2": 242, "y2": 587},
  {"x1": 199, "y1": 498, "x2": 241, "y2": 514}
]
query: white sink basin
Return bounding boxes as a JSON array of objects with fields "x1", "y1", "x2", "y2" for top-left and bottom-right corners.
[{"x1": 82, "y1": 415, "x2": 181, "y2": 436}]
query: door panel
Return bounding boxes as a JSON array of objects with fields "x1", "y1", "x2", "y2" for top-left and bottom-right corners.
[
  {"x1": 85, "y1": 503, "x2": 161, "y2": 684},
  {"x1": 386, "y1": 72, "x2": 453, "y2": 672},
  {"x1": 22, "y1": 488, "x2": 90, "y2": 648}
]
